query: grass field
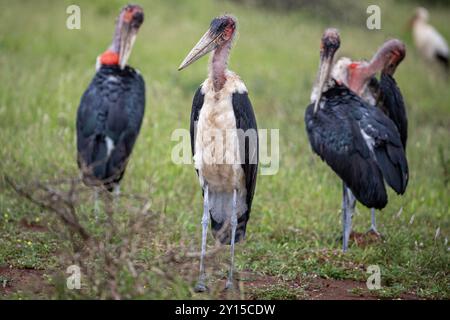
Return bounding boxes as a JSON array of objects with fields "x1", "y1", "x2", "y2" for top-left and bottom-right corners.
[{"x1": 0, "y1": 0, "x2": 449, "y2": 299}]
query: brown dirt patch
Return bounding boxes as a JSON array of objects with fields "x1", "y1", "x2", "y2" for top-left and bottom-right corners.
[
  {"x1": 305, "y1": 277, "x2": 420, "y2": 300},
  {"x1": 350, "y1": 231, "x2": 383, "y2": 248},
  {"x1": 0, "y1": 266, "x2": 51, "y2": 297},
  {"x1": 305, "y1": 277, "x2": 376, "y2": 300},
  {"x1": 239, "y1": 272, "x2": 420, "y2": 300},
  {"x1": 0, "y1": 266, "x2": 419, "y2": 300}
]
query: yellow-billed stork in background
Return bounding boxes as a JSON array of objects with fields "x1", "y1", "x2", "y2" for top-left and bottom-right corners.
[{"x1": 411, "y1": 7, "x2": 449, "y2": 72}]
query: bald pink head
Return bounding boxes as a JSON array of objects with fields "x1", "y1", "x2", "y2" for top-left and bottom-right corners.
[
  {"x1": 368, "y1": 39, "x2": 406, "y2": 76},
  {"x1": 344, "y1": 39, "x2": 405, "y2": 95}
]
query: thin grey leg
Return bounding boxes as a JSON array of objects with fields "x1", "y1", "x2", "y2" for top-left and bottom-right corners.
[
  {"x1": 348, "y1": 189, "x2": 356, "y2": 213},
  {"x1": 194, "y1": 184, "x2": 209, "y2": 293},
  {"x1": 113, "y1": 184, "x2": 120, "y2": 197},
  {"x1": 342, "y1": 183, "x2": 353, "y2": 252},
  {"x1": 94, "y1": 188, "x2": 100, "y2": 221},
  {"x1": 368, "y1": 208, "x2": 381, "y2": 235},
  {"x1": 225, "y1": 189, "x2": 238, "y2": 290}
]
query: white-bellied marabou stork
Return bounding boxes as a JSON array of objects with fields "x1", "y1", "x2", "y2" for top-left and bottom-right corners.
[
  {"x1": 305, "y1": 29, "x2": 408, "y2": 252},
  {"x1": 76, "y1": 5, "x2": 145, "y2": 213},
  {"x1": 178, "y1": 15, "x2": 258, "y2": 291},
  {"x1": 411, "y1": 7, "x2": 449, "y2": 72},
  {"x1": 331, "y1": 39, "x2": 408, "y2": 235}
]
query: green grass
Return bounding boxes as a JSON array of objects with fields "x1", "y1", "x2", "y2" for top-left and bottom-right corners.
[
  {"x1": 0, "y1": 0, "x2": 449, "y2": 299},
  {"x1": 250, "y1": 283, "x2": 306, "y2": 300}
]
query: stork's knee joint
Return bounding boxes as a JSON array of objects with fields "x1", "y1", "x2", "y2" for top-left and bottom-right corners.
[
  {"x1": 230, "y1": 215, "x2": 238, "y2": 228},
  {"x1": 201, "y1": 216, "x2": 209, "y2": 226}
]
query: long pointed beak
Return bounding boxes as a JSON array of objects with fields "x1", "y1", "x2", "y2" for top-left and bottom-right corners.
[
  {"x1": 313, "y1": 55, "x2": 333, "y2": 113},
  {"x1": 119, "y1": 24, "x2": 137, "y2": 69},
  {"x1": 178, "y1": 29, "x2": 220, "y2": 71}
]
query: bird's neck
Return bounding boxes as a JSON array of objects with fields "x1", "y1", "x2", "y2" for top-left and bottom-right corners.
[
  {"x1": 209, "y1": 41, "x2": 232, "y2": 92},
  {"x1": 99, "y1": 22, "x2": 122, "y2": 67},
  {"x1": 414, "y1": 19, "x2": 427, "y2": 27},
  {"x1": 368, "y1": 42, "x2": 400, "y2": 77}
]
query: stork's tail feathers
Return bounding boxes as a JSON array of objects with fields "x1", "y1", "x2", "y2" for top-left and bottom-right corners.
[
  {"x1": 435, "y1": 52, "x2": 449, "y2": 72},
  {"x1": 374, "y1": 144, "x2": 409, "y2": 195},
  {"x1": 78, "y1": 134, "x2": 108, "y2": 187},
  {"x1": 206, "y1": 190, "x2": 249, "y2": 245},
  {"x1": 77, "y1": 133, "x2": 124, "y2": 191},
  {"x1": 211, "y1": 214, "x2": 248, "y2": 245}
]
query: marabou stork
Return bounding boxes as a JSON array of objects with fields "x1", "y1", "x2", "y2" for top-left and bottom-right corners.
[
  {"x1": 331, "y1": 39, "x2": 408, "y2": 235},
  {"x1": 76, "y1": 5, "x2": 145, "y2": 213},
  {"x1": 178, "y1": 15, "x2": 258, "y2": 291},
  {"x1": 411, "y1": 7, "x2": 449, "y2": 72},
  {"x1": 305, "y1": 29, "x2": 408, "y2": 252}
]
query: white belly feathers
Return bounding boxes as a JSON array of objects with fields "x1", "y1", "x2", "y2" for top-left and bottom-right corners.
[{"x1": 194, "y1": 70, "x2": 247, "y2": 193}]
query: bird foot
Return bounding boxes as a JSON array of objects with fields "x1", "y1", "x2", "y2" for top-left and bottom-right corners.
[
  {"x1": 224, "y1": 280, "x2": 235, "y2": 291},
  {"x1": 194, "y1": 282, "x2": 208, "y2": 293},
  {"x1": 365, "y1": 228, "x2": 383, "y2": 239}
]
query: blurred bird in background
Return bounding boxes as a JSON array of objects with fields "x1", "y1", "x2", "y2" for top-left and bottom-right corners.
[
  {"x1": 76, "y1": 5, "x2": 145, "y2": 216},
  {"x1": 410, "y1": 7, "x2": 449, "y2": 74}
]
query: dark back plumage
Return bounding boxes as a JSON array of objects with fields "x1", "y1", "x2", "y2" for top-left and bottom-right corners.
[
  {"x1": 232, "y1": 92, "x2": 259, "y2": 218},
  {"x1": 379, "y1": 73, "x2": 408, "y2": 148},
  {"x1": 305, "y1": 85, "x2": 408, "y2": 209},
  {"x1": 367, "y1": 74, "x2": 408, "y2": 149},
  {"x1": 76, "y1": 65, "x2": 145, "y2": 190}
]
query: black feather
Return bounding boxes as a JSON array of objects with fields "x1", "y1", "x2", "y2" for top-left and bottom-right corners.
[
  {"x1": 379, "y1": 73, "x2": 408, "y2": 148},
  {"x1": 305, "y1": 85, "x2": 408, "y2": 209},
  {"x1": 76, "y1": 65, "x2": 145, "y2": 191},
  {"x1": 222, "y1": 91, "x2": 258, "y2": 243},
  {"x1": 435, "y1": 52, "x2": 449, "y2": 71},
  {"x1": 190, "y1": 87, "x2": 204, "y2": 158}
]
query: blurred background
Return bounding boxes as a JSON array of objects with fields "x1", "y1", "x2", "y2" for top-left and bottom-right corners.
[{"x1": 0, "y1": 0, "x2": 448, "y2": 299}]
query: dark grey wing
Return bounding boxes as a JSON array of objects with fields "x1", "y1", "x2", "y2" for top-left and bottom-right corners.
[
  {"x1": 190, "y1": 86, "x2": 205, "y2": 158},
  {"x1": 305, "y1": 87, "x2": 388, "y2": 209},
  {"x1": 232, "y1": 92, "x2": 259, "y2": 213},
  {"x1": 357, "y1": 99, "x2": 408, "y2": 195},
  {"x1": 379, "y1": 73, "x2": 408, "y2": 148},
  {"x1": 231, "y1": 91, "x2": 258, "y2": 241},
  {"x1": 76, "y1": 74, "x2": 109, "y2": 183},
  {"x1": 104, "y1": 68, "x2": 146, "y2": 187},
  {"x1": 76, "y1": 66, "x2": 145, "y2": 190}
]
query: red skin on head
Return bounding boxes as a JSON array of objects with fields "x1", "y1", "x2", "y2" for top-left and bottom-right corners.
[
  {"x1": 123, "y1": 10, "x2": 133, "y2": 23},
  {"x1": 122, "y1": 8, "x2": 135, "y2": 23},
  {"x1": 345, "y1": 40, "x2": 405, "y2": 95},
  {"x1": 122, "y1": 6, "x2": 143, "y2": 24},
  {"x1": 218, "y1": 16, "x2": 236, "y2": 41},
  {"x1": 223, "y1": 20, "x2": 236, "y2": 41}
]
